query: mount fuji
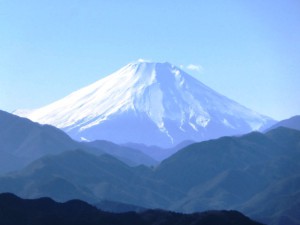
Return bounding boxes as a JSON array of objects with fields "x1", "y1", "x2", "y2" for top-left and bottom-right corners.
[{"x1": 15, "y1": 61, "x2": 275, "y2": 147}]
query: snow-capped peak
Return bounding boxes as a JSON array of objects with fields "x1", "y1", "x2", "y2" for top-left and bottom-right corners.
[{"x1": 15, "y1": 61, "x2": 275, "y2": 147}]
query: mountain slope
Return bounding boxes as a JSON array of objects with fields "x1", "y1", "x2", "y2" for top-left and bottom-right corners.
[
  {"x1": 84, "y1": 140, "x2": 157, "y2": 166},
  {"x1": 0, "y1": 127, "x2": 299, "y2": 225},
  {"x1": 241, "y1": 175, "x2": 300, "y2": 225},
  {"x1": 155, "y1": 127, "x2": 300, "y2": 225},
  {"x1": 15, "y1": 61, "x2": 275, "y2": 147},
  {"x1": 0, "y1": 110, "x2": 81, "y2": 173},
  {"x1": 265, "y1": 115, "x2": 300, "y2": 132},
  {"x1": 0, "y1": 110, "x2": 156, "y2": 174},
  {"x1": 0, "y1": 150, "x2": 183, "y2": 208}
]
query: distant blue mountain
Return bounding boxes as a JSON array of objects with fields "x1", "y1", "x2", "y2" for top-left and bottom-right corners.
[
  {"x1": 265, "y1": 115, "x2": 300, "y2": 132},
  {"x1": 0, "y1": 110, "x2": 80, "y2": 173},
  {"x1": 0, "y1": 110, "x2": 156, "y2": 174}
]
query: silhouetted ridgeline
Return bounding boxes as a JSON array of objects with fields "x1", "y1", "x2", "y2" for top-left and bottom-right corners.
[{"x1": 0, "y1": 193, "x2": 264, "y2": 225}]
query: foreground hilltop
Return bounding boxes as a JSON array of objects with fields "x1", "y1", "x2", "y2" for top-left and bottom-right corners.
[{"x1": 0, "y1": 193, "x2": 264, "y2": 225}]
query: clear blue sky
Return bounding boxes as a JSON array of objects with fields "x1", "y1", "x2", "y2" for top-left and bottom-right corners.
[{"x1": 1, "y1": 0, "x2": 299, "y2": 120}]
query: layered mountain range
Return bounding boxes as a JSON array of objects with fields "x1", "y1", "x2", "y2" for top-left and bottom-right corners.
[
  {"x1": 1, "y1": 110, "x2": 299, "y2": 225},
  {"x1": 15, "y1": 61, "x2": 275, "y2": 147},
  {"x1": 0, "y1": 110, "x2": 156, "y2": 174},
  {"x1": 2, "y1": 60, "x2": 298, "y2": 225}
]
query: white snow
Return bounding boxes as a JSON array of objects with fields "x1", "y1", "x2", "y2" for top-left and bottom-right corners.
[
  {"x1": 14, "y1": 60, "x2": 275, "y2": 146},
  {"x1": 222, "y1": 119, "x2": 234, "y2": 129}
]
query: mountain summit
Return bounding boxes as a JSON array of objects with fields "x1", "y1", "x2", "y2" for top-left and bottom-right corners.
[{"x1": 16, "y1": 61, "x2": 275, "y2": 147}]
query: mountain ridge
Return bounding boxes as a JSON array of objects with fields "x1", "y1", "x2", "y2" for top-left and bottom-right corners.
[
  {"x1": 1, "y1": 127, "x2": 299, "y2": 225},
  {"x1": 0, "y1": 110, "x2": 157, "y2": 174},
  {"x1": 0, "y1": 193, "x2": 264, "y2": 225},
  {"x1": 264, "y1": 115, "x2": 300, "y2": 132}
]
